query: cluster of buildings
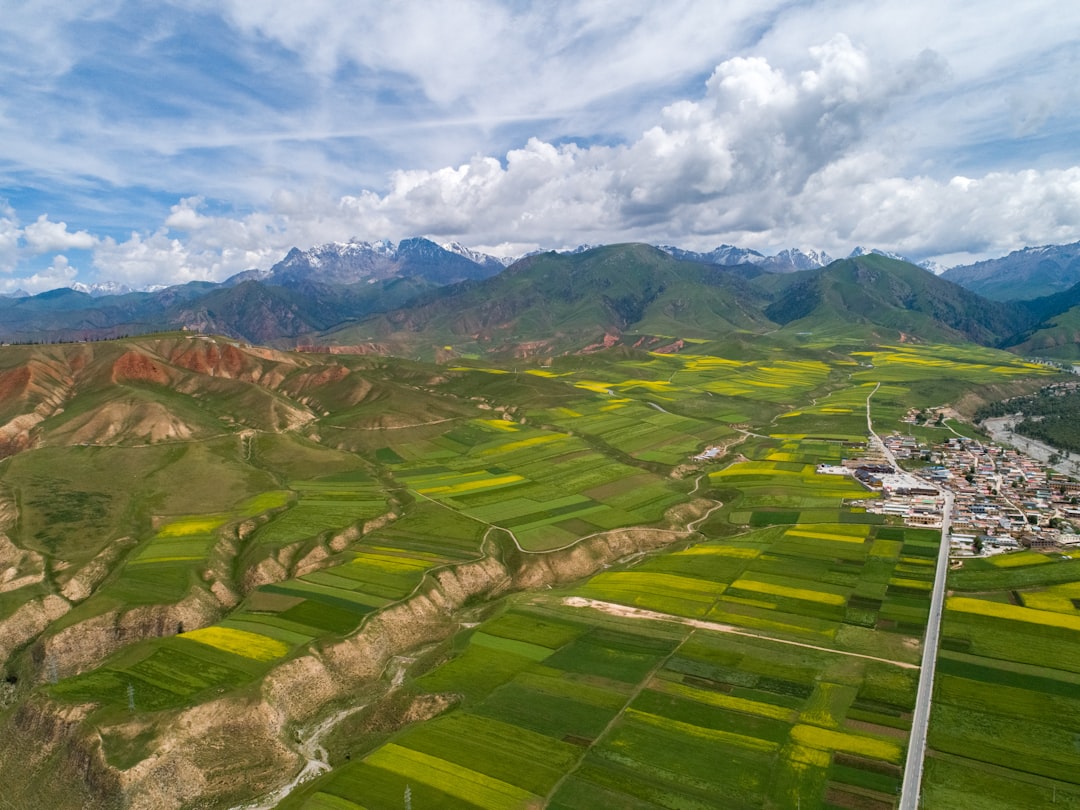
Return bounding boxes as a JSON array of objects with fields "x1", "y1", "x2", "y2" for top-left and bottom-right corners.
[
  {"x1": 916, "y1": 433, "x2": 1080, "y2": 555},
  {"x1": 827, "y1": 424, "x2": 1080, "y2": 558},
  {"x1": 820, "y1": 457, "x2": 946, "y2": 528}
]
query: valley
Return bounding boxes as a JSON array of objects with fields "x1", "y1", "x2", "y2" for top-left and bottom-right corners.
[{"x1": 1, "y1": 250, "x2": 1079, "y2": 809}]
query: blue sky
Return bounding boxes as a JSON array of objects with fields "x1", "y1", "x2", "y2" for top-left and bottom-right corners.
[{"x1": 2, "y1": 0, "x2": 1079, "y2": 291}]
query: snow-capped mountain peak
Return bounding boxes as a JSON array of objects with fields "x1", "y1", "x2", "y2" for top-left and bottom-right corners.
[
  {"x1": 70, "y1": 281, "x2": 134, "y2": 297},
  {"x1": 848, "y1": 246, "x2": 906, "y2": 262},
  {"x1": 765, "y1": 248, "x2": 834, "y2": 272},
  {"x1": 657, "y1": 244, "x2": 767, "y2": 266},
  {"x1": 440, "y1": 241, "x2": 516, "y2": 269}
]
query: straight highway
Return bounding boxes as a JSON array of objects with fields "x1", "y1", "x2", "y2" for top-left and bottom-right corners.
[
  {"x1": 899, "y1": 487, "x2": 952, "y2": 809},
  {"x1": 866, "y1": 384, "x2": 953, "y2": 810}
]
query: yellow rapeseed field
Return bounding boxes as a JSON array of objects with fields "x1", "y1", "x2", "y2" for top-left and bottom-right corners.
[
  {"x1": 484, "y1": 433, "x2": 567, "y2": 455},
  {"x1": 652, "y1": 679, "x2": 795, "y2": 721},
  {"x1": 157, "y1": 516, "x2": 228, "y2": 537},
  {"x1": 616, "y1": 379, "x2": 672, "y2": 392},
  {"x1": 478, "y1": 419, "x2": 519, "y2": 432},
  {"x1": 731, "y1": 578, "x2": 846, "y2": 605},
  {"x1": 182, "y1": 626, "x2": 289, "y2": 661},
  {"x1": 349, "y1": 551, "x2": 432, "y2": 573},
  {"x1": 678, "y1": 545, "x2": 761, "y2": 559},
  {"x1": 785, "y1": 528, "x2": 868, "y2": 544},
  {"x1": 418, "y1": 473, "x2": 524, "y2": 496},
  {"x1": 988, "y1": 552, "x2": 1049, "y2": 568},
  {"x1": 367, "y1": 744, "x2": 534, "y2": 808},
  {"x1": 947, "y1": 596, "x2": 1080, "y2": 631},
  {"x1": 888, "y1": 577, "x2": 931, "y2": 591},
  {"x1": 869, "y1": 539, "x2": 902, "y2": 559},
  {"x1": 1020, "y1": 583, "x2": 1080, "y2": 614},
  {"x1": 789, "y1": 724, "x2": 902, "y2": 763},
  {"x1": 627, "y1": 708, "x2": 779, "y2": 753},
  {"x1": 573, "y1": 380, "x2": 613, "y2": 394}
]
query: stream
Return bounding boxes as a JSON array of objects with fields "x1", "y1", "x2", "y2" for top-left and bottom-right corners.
[{"x1": 229, "y1": 655, "x2": 418, "y2": 810}]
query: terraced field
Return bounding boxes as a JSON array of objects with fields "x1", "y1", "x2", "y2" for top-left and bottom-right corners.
[
  {"x1": 385, "y1": 419, "x2": 685, "y2": 551},
  {"x1": 0, "y1": 334, "x2": 1063, "y2": 810}
]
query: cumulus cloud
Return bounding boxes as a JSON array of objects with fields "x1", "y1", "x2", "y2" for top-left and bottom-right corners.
[
  {"x1": 283, "y1": 35, "x2": 940, "y2": 245},
  {"x1": 22, "y1": 215, "x2": 98, "y2": 253},
  {"x1": 0, "y1": 15, "x2": 1074, "y2": 288},
  {"x1": 0, "y1": 254, "x2": 80, "y2": 295},
  {"x1": 798, "y1": 167, "x2": 1080, "y2": 259},
  {"x1": 69, "y1": 34, "x2": 1079, "y2": 282},
  {"x1": 0, "y1": 202, "x2": 19, "y2": 272},
  {"x1": 92, "y1": 225, "x2": 284, "y2": 288}
]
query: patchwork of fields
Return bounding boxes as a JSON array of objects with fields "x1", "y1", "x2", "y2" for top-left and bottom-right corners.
[
  {"x1": 0, "y1": 335, "x2": 1066, "y2": 809},
  {"x1": 284, "y1": 600, "x2": 917, "y2": 810},
  {"x1": 280, "y1": 424, "x2": 940, "y2": 808},
  {"x1": 922, "y1": 552, "x2": 1080, "y2": 809}
]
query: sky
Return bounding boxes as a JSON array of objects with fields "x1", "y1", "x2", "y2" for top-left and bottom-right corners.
[{"x1": 2, "y1": 0, "x2": 1079, "y2": 293}]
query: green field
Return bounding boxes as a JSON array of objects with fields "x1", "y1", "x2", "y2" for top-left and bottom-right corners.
[
  {"x1": 922, "y1": 552, "x2": 1080, "y2": 807},
  {"x1": 0, "y1": 333, "x2": 1066, "y2": 810}
]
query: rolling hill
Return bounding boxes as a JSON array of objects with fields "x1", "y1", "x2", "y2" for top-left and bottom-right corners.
[
  {"x1": 7, "y1": 241, "x2": 1080, "y2": 361},
  {"x1": 0, "y1": 296, "x2": 1070, "y2": 810},
  {"x1": 318, "y1": 247, "x2": 1056, "y2": 359},
  {"x1": 319, "y1": 243, "x2": 773, "y2": 356},
  {"x1": 756, "y1": 253, "x2": 1033, "y2": 344}
]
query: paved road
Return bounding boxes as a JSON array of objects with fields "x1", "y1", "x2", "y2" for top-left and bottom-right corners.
[
  {"x1": 866, "y1": 384, "x2": 952, "y2": 809},
  {"x1": 899, "y1": 487, "x2": 952, "y2": 810}
]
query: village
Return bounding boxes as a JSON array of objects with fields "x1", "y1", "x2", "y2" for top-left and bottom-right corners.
[{"x1": 819, "y1": 409, "x2": 1080, "y2": 559}]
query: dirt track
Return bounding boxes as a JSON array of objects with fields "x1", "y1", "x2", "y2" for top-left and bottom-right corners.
[{"x1": 560, "y1": 597, "x2": 920, "y2": 669}]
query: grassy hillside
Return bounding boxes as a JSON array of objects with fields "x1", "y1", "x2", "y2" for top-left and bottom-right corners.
[
  {"x1": 319, "y1": 243, "x2": 772, "y2": 357},
  {"x1": 11, "y1": 246, "x2": 1080, "y2": 359},
  {"x1": 759, "y1": 254, "x2": 1029, "y2": 345}
]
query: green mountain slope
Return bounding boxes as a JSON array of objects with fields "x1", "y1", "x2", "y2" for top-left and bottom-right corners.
[
  {"x1": 758, "y1": 254, "x2": 1031, "y2": 344},
  {"x1": 11, "y1": 244, "x2": 1080, "y2": 359},
  {"x1": 320, "y1": 244, "x2": 776, "y2": 356}
]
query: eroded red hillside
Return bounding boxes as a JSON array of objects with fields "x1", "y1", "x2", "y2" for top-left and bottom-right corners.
[{"x1": 111, "y1": 351, "x2": 172, "y2": 385}]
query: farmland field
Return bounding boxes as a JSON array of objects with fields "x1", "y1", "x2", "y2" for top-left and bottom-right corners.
[
  {"x1": 922, "y1": 552, "x2": 1080, "y2": 808},
  {"x1": 0, "y1": 333, "x2": 1064, "y2": 810}
]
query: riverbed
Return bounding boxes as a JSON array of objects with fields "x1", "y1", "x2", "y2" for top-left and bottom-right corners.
[{"x1": 982, "y1": 417, "x2": 1080, "y2": 477}]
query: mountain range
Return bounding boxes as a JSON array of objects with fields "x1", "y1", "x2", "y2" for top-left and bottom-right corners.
[
  {"x1": 941, "y1": 241, "x2": 1080, "y2": 301},
  {"x1": 5, "y1": 238, "x2": 1080, "y2": 360}
]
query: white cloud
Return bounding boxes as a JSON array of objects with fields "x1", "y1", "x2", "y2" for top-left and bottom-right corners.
[
  {"x1": 0, "y1": 254, "x2": 80, "y2": 294},
  {"x1": 70, "y1": 34, "x2": 1080, "y2": 282},
  {"x1": 22, "y1": 215, "x2": 98, "y2": 253},
  {"x1": 92, "y1": 225, "x2": 286, "y2": 288},
  {"x1": 0, "y1": 3, "x2": 1075, "y2": 288},
  {"x1": 211, "y1": 0, "x2": 767, "y2": 121},
  {"x1": 0, "y1": 202, "x2": 19, "y2": 272},
  {"x1": 797, "y1": 166, "x2": 1080, "y2": 260}
]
